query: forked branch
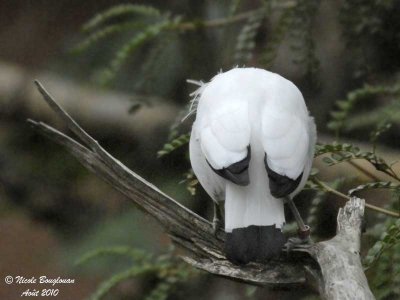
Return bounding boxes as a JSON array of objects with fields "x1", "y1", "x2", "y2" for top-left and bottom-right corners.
[{"x1": 28, "y1": 81, "x2": 374, "y2": 299}]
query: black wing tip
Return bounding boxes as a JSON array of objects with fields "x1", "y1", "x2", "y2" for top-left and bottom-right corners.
[
  {"x1": 223, "y1": 168, "x2": 250, "y2": 186},
  {"x1": 225, "y1": 225, "x2": 286, "y2": 265},
  {"x1": 264, "y1": 154, "x2": 302, "y2": 198},
  {"x1": 208, "y1": 145, "x2": 251, "y2": 186}
]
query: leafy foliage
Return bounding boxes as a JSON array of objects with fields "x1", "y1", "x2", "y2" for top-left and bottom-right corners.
[
  {"x1": 370, "y1": 121, "x2": 392, "y2": 153},
  {"x1": 327, "y1": 83, "x2": 400, "y2": 136},
  {"x1": 82, "y1": 4, "x2": 162, "y2": 32},
  {"x1": 349, "y1": 181, "x2": 400, "y2": 197},
  {"x1": 180, "y1": 169, "x2": 199, "y2": 196},
  {"x1": 97, "y1": 18, "x2": 181, "y2": 85},
  {"x1": 73, "y1": 22, "x2": 147, "y2": 54},
  {"x1": 311, "y1": 140, "x2": 400, "y2": 298},
  {"x1": 339, "y1": 0, "x2": 400, "y2": 78},
  {"x1": 315, "y1": 142, "x2": 398, "y2": 179},
  {"x1": 313, "y1": 138, "x2": 400, "y2": 297},
  {"x1": 157, "y1": 133, "x2": 190, "y2": 158},
  {"x1": 305, "y1": 189, "x2": 326, "y2": 234},
  {"x1": 369, "y1": 240, "x2": 400, "y2": 300},
  {"x1": 234, "y1": 10, "x2": 265, "y2": 64},
  {"x1": 89, "y1": 266, "x2": 155, "y2": 300},
  {"x1": 260, "y1": 0, "x2": 321, "y2": 79},
  {"x1": 76, "y1": 246, "x2": 150, "y2": 265},
  {"x1": 78, "y1": 246, "x2": 197, "y2": 300},
  {"x1": 76, "y1": 1, "x2": 325, "y2": 89},
  {"x1": 75, "y1": 1, "x2": 400, "y2": 299},
  {"x1": 133, "y1": 33, "x2": 179, "y2": 93},
  {"x1": 365, "y1": 190, "x2": 400, "y2": 299},
  {"x1": 345, "y1": 99, "x2": 400, "y2": 132},
  {"x1": 365, "y1": 219, "x2": 400, "y2": 269},
  {"x1": 75, "y1": 4, "x2": 183, "y2": 86},
  {"x1": 287, "y1": 0, "x2": 320, "y2": 80},
  {"x1": 261, "y1": 5, "x2": 292, "y2": 67}
]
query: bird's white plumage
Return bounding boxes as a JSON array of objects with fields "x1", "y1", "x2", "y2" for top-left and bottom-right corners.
[
  {"x1": 189, "y1": 67, "x2": 316, "y2": 232},
  {"x1": 262, "y1": 110, "x2": 309, "y2": 179},
  {"x1": 189, "y1": 132, "x2": 225, "y2": 202},
  {"x1": 197, "y1": 97, "x2": 250, "y2": 170}
]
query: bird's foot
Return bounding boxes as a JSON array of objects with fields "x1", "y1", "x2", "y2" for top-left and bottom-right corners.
[
  {"x1": 285, "y1": 236, "x2": 313, "y2": 253},
  {"x1": 285, "y1": 225, "x2": 313, "y2": 253}
]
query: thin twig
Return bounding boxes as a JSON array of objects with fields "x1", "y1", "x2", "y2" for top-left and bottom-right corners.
[
  {"x1": 347, "y1": 160, "x2": 382, "y2": 181},
  {"x1": 177, "y1": 1, "x2": 296, "y2": 31},
  {"x1": 387, "y1": 166, "x2": 400, "y2": 182},
  {"x1": 28, "y1": 81, "x2": 376, "y2": 298},
  {"x1": 28, "y1": 80, "x2": 308, "y2": 287},
  {"x1": 177, "y1": 8, "x2": 263, "y2": 31},
  {"x1": 314, "y1": 178, "x2": 400, "y2": 218}
]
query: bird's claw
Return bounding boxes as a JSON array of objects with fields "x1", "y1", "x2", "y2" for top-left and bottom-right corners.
[
  {"x1": 285, "y1": 236, "x2": 313, "y2": 253},
  {"x1": 285, "y1": 225, "x2": 313, "y2": 253}
]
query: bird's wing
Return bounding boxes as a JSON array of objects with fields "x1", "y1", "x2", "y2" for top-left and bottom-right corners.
[
  {"x1": 261, "y1": 106, "x2": 312, "y2": 198},
  {"x1": 189, "y1": 124, "x2": 225, "y2": 202},
  {"x1": 190, "y1": 100, "x2": 252, "y2": 200},
  {"x1": 198, "y1": 100, "x2": 251, "y2": 185},
  {"x1": 199, "y1": 101, "x2": 251, "y2": 169}
]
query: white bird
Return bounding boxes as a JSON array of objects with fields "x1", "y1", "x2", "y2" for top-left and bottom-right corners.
[{"x1": 189, "y1": 67, "x2": 316, "y2": 264}]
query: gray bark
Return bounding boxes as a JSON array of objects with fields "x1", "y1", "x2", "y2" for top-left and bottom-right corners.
[
  {"x1": 27, "y1": 81, "x2": 375, "y2": 299},
  {"x1": 308, "y1": 198, "x2": 375, "y2": 299}
]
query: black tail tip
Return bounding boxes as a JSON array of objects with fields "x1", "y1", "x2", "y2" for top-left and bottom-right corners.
[{"x1": 224, "y1": 225, "x2": 286, "y2": 265}]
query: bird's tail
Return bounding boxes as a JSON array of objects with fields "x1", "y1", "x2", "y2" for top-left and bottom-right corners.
[
  {"x1": 225, "y1": 225, "x2": 286, "y2": 265},
  {"x1": 224, "y1": 179, "x2": 286, "y2": 265}
]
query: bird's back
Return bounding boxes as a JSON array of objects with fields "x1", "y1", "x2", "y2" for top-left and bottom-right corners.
[{"x1": 190, "y1": 68, "x2": 315, "y2": 264}]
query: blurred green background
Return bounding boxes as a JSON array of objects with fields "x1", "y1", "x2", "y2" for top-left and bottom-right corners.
[{"x1": 0, "y1": 1, "x2": 399, "y2": 299}]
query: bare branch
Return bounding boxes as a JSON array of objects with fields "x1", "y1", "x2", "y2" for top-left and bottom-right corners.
[
  {"x1": 28, "y1": 82, "x2": 375, "y2": 299},
  {"x1": 28, "y1": 81, "x2": 306, "y2": 287},
  {"x1": 309, "y1": 198, "x2": 375, "y2": 299}
]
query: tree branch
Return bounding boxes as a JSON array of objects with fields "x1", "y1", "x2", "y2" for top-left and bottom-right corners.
[
  {"x1": 313, "y1": 177, "x2": 399, "y2": 218},
  {"x1": 176, "y1": 1, "x2": 296, "y2": 31},
  {"x1": 309, "y1": 198, "x2": 375, "y2": 299},
  {"x1": 28, "y1": 81, "x2": 375, "y2": 299}
]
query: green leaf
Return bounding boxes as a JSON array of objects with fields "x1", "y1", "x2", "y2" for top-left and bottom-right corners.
[
  {"x1": 89, "y1": 266, "x2": 156, "y2": 300},
  {"x1": 144, "y1": 282, "x2": 172, "y2": 300},
  {"x1": 99, "y1": 20, "x2": 175, "y2": 85},
  {"x1": 322, "y1": 157, "x2": 334, "y2": 165},
  {"x1": 157, "y1": 133, "x2": 190, "y2": 158},
  {"x1": 83, "y1": 4, "x2": 161, "y2": 32},
  {"x1": 315, "y1": 142, "x2": 394, "y2": 177},
  {"x1": 261, "y1": 5, "x2": 293, "y2": 67},
  {"x1": 234, "y1": 10, "x2": 265, "y2": 64},
  {"x1": 364, "y1": 219, "x2": 400, "y2": 269},
  {"x1": 331, "y1": 152, "x2": 344, "y2": 161},
  {"x1": 76, "y1": 246, "x2": 149, "y2": 266},
  {"x1": 73, "y1": 21, "x2": 147, "y2": 53},
  {"x1": 328, "y1": 82, "x2": 400, "y2": 136},
  {"x1": 348, "y1": 182, "x2": 400, "y2": 196}
]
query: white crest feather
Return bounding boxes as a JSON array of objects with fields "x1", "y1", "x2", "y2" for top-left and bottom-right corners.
[{"x1": 182, "y1": 79, "x2": 207, "y2": 122}]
